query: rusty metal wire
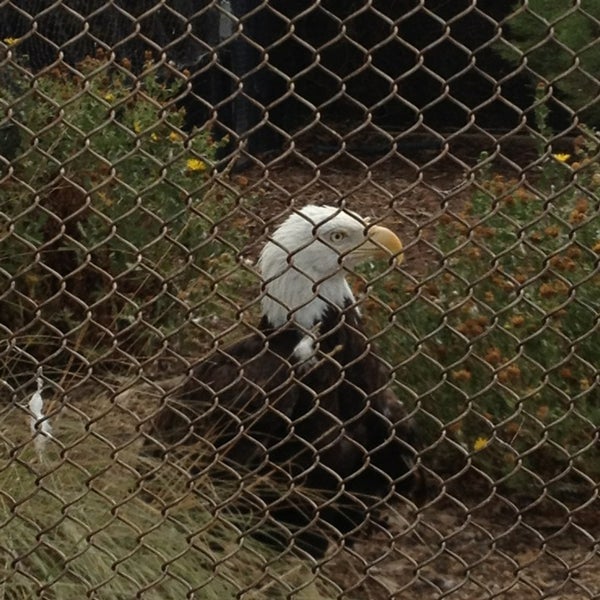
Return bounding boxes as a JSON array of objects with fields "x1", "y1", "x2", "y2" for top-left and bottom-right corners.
[{"x1": 1, "y1": 1, "x2": 599, "y2": 598}]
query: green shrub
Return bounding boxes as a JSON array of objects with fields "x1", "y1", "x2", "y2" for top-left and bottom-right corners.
[
  {"x1": 0, "y1": 48, "x2": 244, "y2": 369},
  {"x1": 498, "y1": 0, "x2": 600, "y2": 124},
  {"x1": 367, "y1": 140, "x2": 600, "y2": 497}
]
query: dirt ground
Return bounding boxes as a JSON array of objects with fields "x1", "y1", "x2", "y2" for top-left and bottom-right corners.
[
  {"x1": 234, "y1": 148, "x2": 600, "y2": 600},
  {"x1": 321, "y1": 493, "x2": 599, "y2": 600}
]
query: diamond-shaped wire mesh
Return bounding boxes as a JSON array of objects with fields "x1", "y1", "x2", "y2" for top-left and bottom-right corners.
[{"x1": 1, "y1": 1, "x2": 599, "y2": 598}]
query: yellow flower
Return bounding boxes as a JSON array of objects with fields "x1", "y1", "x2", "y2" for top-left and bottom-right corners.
[
  {"x1": 552, "y1": 153, "x2": 571, "y2": 163},
  {"x1": 3, "y1": 37, "x2": 20, "y2": 46},
  {"x1": 25, "y1": 272, "x2": 40, "y2": 287},
  {"x1": 169, "y1": 131, "x2": 183, "y2": 143},
  {"x1": 98, "y1": 191, "x2": 112, "y2": 206},
  {"x1": 186, "y1": 158, "x2": 206, "y2": 172},
  {"x1": 473, "y1": 437, "x2": 488, "y2": 452},
  {"x1": 151, "y1": 132, "x2": 159, "y2": 142},
  {"x1": 104, "y1": 92, "x2": 115, "y2": 102},
  {"x1": 133, "y1": 121, "x2": 142, "y2": 134}
]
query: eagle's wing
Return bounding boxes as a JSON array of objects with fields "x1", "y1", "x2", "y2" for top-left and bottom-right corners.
[
  {"x1": 147, "y1": 333, "x2": 302, "y2": 471},
  {"x1": 293, "y1": 344, "x2": 421, "y2": 502},
  {"x1": 370, "y1": 387, "x2": 424, "y2": 498}
]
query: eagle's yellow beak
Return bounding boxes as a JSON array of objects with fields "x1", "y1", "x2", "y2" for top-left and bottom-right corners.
[
  {"x1": 351, "y1": 225, "x2": 403, "y2": 264},
  {"x1": 369, "y1": 225, "x2": 403, "y2": 260}
]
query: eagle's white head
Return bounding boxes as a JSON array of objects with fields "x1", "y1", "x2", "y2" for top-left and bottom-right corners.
[{"x1": 258, "y1": 205, "x2": 403, "y2": 330}]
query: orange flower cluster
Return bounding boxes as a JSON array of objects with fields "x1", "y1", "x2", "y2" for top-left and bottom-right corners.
[
  {"x1": 509, "y1": 314, "x2": 525, "y2": 327},
  {"x1": 481, "y1": 175, "x2": 539, "y2": 208},
  {"x1": 566, "y1": 197, "x2": 590, "y2": 225},
  {"x1": 559, "y1": 367, "x2": 574, "y2": 380},
  {"x1": 530, "y1": 230, "x2": 543, "y2": 243},
  {"x1": 498, "y1": 364, "x2": 521, "y2": 384},
  {"x1": 549, "y1": 255, "x2": 576, "y2": 272},
  {"x1": 467, "y1": 246, "x2": 482, "y2": 259},
  {"x1": 539, "y1": 279, "x2": 569, "y2": 299},
  {"x1": 474, "y1": 225, "x2": 496, "y2": 239},
  {"x1": 451, "y1": 369, "x2": 472, "y2": 383},
  {"x1": 484, "y1": 347, "x2": 503, "y2": 365},
  {"x1": 483, "y1": 174, "x2": 509, "y2": 196},
  {"x1": 490, "y1": 274, "x2": 515, "y2": 292},
  {"x1": 514, "y1": 186, "x2": 536, "y2": 202},
  {"x1": 536, "y1": 405, "x2": 550, "y2": 420},
  {"x1": 565, "y1": 244, "x2": 582, "y2": 259},
  {"x1": 456, "y1": 315, "x2": 489, "y2": 338}
]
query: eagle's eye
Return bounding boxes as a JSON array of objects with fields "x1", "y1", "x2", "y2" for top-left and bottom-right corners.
[{"x1": 329, "y1": 230, "x2": 346, "y2": 244}]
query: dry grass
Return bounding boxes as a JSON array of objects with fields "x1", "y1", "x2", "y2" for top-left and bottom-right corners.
[{"x1": 0, "y1": 379, "x2": 337, "y2": 599}]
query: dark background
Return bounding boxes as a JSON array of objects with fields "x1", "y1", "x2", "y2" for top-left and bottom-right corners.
[{"x1": 0, "y1": 1, "x2": 545, "y2": 157}]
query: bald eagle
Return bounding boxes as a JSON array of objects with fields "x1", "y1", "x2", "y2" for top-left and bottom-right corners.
[{"x1": 147, "y1": 205, "x2": 422, "y2": 557}]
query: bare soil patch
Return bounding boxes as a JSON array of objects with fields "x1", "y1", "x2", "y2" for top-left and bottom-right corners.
[{"x1": 323, "y1": 494, "x2": 599, "y2": 600}]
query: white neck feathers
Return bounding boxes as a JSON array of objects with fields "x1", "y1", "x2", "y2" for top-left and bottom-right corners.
[{"x1": 261, "y1": 267, "x2": 354, "y2": 330}]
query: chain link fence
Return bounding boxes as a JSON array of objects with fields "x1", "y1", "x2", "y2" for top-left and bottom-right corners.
[{"x1": 1, "y1": 1, "x2": 599, "y2": 598}]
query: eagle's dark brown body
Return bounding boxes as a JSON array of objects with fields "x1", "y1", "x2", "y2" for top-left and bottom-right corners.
[{"x1": 147, "y1": 305, "x2": 421, "y2": 557}]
